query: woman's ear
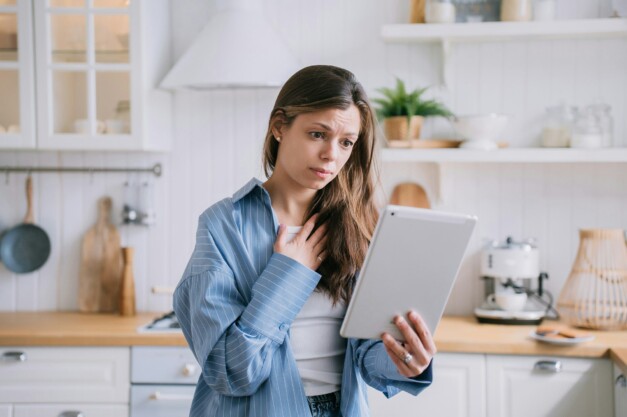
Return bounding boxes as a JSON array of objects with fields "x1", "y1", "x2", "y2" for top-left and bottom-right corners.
[{"x1": 271, "y1": 111, "x2": 287, "y2": 141}]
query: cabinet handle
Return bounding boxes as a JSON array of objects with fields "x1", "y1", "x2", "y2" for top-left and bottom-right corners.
[
  {"x1": 58, "y1": 412, "x2": 84, "y2": 417},
  {"x1": 181, "y1": 363, "x2": 197, "y2": 376},
  {"x1": 149, "y1": 391, "x2": 194, "y2": 401},
  {"x1": 1, "y1": 351, "x2": 26, "y2": 362},
  {"x1": 533, "y1": 360, "x2": 562, "y2": 373},
  {"x1": 617, "y1": 374, "x2": 626, "y2": 388}
]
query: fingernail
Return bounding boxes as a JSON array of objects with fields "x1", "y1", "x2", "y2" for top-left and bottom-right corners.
[
  {"x1": 395, "y1": 316, "x2": 404, "y2": 325},
  {"x1": 409, "y1": 311, "x2": 418, "y2": 320}
]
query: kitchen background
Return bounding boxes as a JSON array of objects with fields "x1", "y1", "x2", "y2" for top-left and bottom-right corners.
[{"x1": 0, "y1": 0, "x2": 625, "y2": 316}]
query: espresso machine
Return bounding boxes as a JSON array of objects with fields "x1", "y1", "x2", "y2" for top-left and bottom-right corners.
[{"x1": 474, "y1": 236, "x2": 555, "y2": 325}]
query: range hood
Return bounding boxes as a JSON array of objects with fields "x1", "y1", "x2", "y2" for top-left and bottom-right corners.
[{"x1": 160, "y1": 0, "x2": 300, "y2": 90}]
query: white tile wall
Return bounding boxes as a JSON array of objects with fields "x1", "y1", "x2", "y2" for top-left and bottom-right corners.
[{"x1": 0, "y1": 0, "x2": 625, "y2": 315}]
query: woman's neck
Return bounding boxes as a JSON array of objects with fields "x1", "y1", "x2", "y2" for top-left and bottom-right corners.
[{"x1": 263, "y1": 174, "x2": 316, "y2": 226}]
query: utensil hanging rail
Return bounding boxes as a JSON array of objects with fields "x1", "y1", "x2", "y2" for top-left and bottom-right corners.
[{"x1": 1, "y1": 163, "x2": 162, "y2": 177}]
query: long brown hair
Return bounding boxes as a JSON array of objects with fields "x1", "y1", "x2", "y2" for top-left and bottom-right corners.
[{"x1": 262, "y1": 65, "x2": 380, "y2": 305}]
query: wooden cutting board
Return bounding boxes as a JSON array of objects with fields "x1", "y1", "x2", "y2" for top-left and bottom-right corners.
[
  {"x1": 78, "y1": 197, "x2": 123, "y2": 313},
  {"x1": 389, "y1": 182, "x2": 431, "y2": 209}
]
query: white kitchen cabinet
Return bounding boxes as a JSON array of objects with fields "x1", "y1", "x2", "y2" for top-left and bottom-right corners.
[
  {"x1": 486, "y1": 354, "x2": 614, "y2": 417},
  {"x1": 0, "y1": 405, "x2": 12, "y2": 417},
  {"x1": 0, "y1": 0, "x2": 171, "y2": 151},
  {"x1": 0, "y1": 0, "x2": 36, "y2": 149},
  {"x1": 33, "y1": 0, "x2": 171, "y2": 151},
  {"x1": 0, "y1": 347, "x2": 130, "y2": 403},
  {"x1": 368, "y1": 353, "x2": 486, "y2": 417},
  {"x1": 14, "y1": 404, "x2": 128, "y2": 417},
  {"x1": 616, "y1": 365, "x2": 627, "y2": 417}
]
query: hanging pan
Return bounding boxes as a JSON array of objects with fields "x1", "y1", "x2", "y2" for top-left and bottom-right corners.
[{"x1": 0, "y1": 176, "x2": 51, "y2": 274}]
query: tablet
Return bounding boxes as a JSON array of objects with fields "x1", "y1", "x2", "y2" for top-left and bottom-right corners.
[{"x1": 340, "y1": 205, "x2": 477, "y2": 341}]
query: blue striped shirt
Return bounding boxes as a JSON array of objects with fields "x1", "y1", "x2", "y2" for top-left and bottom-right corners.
[{"x1": 173, "y1": 178, "x2": 432, "y2": 417}]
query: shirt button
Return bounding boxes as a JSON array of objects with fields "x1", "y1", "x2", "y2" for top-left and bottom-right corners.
[{"x1": 279, "y1": 323, "x2": 288, "y2": 331}]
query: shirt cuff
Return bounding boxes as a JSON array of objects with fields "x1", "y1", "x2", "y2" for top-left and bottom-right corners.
[{"x1": 239, "y1": 252, "x2": 321, "y2": 343}]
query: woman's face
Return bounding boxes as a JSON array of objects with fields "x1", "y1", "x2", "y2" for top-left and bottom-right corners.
[{"x1": 273, "y1": 105, "x2": 361, "y2": 191}]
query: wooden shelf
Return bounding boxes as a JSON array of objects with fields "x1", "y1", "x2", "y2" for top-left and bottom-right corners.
[
  {"x1": 380, "y1": 147, "x2": 627, "y2": 163},
  {"x1": 381, "y1": 18, "x2": 627, "y2": 43}
]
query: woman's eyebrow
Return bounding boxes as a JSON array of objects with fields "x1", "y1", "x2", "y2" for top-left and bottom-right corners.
[{"x1": 310, "y1": 122, "x2": 358, "y2": 137}]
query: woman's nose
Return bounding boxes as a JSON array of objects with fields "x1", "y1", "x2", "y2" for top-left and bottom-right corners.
[{"x1": 321, "y1": 141, "x2": 338, "y2": 160}]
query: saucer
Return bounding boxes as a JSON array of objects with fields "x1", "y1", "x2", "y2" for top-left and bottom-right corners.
[{"x1": 528, "y1": 331, "x2": 595, "y2": 345}]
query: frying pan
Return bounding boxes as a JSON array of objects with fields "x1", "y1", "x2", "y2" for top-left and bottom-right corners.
[{"x1": 0, "y1": 176, "x2": 51, "y2": 274}]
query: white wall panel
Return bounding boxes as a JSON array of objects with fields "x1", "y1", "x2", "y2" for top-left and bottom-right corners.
[{"x1": 0, "y1": 0, "x2": 625, "y2": 316}]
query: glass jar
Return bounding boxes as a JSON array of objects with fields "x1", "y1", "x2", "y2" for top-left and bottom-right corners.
[
  {"x1": 500, "y1": 0, "x2": 532, "y2": 21},
  {"x1": 114, "y1": 99, "x2": 130, "y2": 133},
  {"x1": 541, "y1": 104, "x2": 575, "y2": 148},
  {"x1": 588, "y1": 103, "x2": 613, "y2": 147},
  {"x1": 533, "y1": 0, "x2": 556, "y2": 21},
  {"x1": 571, "y1": 108, "x2": 603, "y2": 149},
  {"x1": 426, "y1": 0, "x2": 456, "y2": 23}
]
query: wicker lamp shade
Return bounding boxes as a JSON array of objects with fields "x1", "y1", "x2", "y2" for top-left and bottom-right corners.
[{"x1": 557, "y1": 229, "x2": 627, "y2": 330}]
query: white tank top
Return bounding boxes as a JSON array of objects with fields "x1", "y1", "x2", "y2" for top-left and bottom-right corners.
[{"x1": 285, "y1": 226, "x2": 347, "y2": 396}]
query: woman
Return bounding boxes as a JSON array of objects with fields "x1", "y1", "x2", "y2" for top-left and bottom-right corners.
[{"x1": 174, "y1": 65, "x2": 436, "y2": 417}]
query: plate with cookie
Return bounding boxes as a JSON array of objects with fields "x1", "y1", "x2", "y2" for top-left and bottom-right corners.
[{"x1": 529, "y1": 326, "x2": 595, "y2": 345}]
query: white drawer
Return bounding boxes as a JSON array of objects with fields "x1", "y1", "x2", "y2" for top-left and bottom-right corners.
[
  {"x1": 131, "y1": 347, "x2": 199, "y2": 384},
  {"x1": 14, "y1": 404, "x2": 128, "y2": 417},
  {"x1": 0, "y1": 347, "x2": 129, "y2": 403},
  {"x1": 131, "y1": 385, "x2": 195, "y2": 417},
  {"x1": 0, "y1": 405, "x2": 11, "y2": 417}
]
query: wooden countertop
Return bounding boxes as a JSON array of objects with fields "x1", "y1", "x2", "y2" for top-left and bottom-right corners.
[
  {"x1": 0, "y1": 312, "x2": 188, "y2": 347},
  {"x1": 0, "y1": 312, "x2": 625, "y2": 374}
]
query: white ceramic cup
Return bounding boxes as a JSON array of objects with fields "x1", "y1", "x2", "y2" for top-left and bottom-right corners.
[
  {"x1": 488, "y1": 292, "x2": 528, "y2": 312},
  {"x1": 105, "y1": 119, "x2": 125, "y2": 134}
]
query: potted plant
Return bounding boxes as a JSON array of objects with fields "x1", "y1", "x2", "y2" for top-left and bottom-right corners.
[{"x1": 373, "y1": 78, "x2": 453, "y2": 142}]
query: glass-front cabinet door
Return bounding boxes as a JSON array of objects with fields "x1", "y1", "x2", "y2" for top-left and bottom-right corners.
[
  {"x1": 0, "y1": 0, "x2": 35, "y2": 149},
  {"x1": 34, "y1": 0, "x2": 137, "y2": 150}
]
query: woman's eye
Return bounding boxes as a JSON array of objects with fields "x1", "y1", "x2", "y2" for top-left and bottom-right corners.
[
  {"x1": 342, "y1": 139, "x2": 355, "y2": 148},
  {"x1": 310, "y1": 131, "x2": 324, "y2": 139}
]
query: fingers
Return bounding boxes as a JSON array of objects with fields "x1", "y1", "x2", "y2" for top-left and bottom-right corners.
[
  {"x1": 383, "y1": 339, "x2": 413, "y2": 377},
  {"x1": 296, "y1": 213, "x2": 319, "y2": 242},
  {"x1": 407, "y1": 311, "x2": 437, "y2": 356},
  {"x1": 394, "y1": 315, "x2": 430, "y2": 369},
  {"x1": 381, "y1": 333, "x2": 413, "y2": 377}
]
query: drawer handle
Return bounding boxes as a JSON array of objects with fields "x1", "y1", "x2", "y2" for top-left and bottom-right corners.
[
  {"x1": 617, "y1": 374, "x2": 626, "y2": 388},
  {"x1": 1, "y1": 351, "x2": 26, "y2": 362},
  {"x1": 58, "y1": 412, "x2": 84, "y2": 417},
  {"x1": 149, "y1": 391, "x2": 194, "y2": 401},
  {"x1": 182, "y1": 363, "x2": 197, "y2": 376},
  {"x1": 534, "y1": 360, "x2": 562, "y2": 373}
]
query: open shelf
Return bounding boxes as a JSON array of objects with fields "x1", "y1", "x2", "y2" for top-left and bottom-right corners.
[
  {"x1": 381, "y1": 18, "x2": 627, "y2": 43},
  {"x1": 380, "y1": 147, "x2": 627, "y2": 163}
]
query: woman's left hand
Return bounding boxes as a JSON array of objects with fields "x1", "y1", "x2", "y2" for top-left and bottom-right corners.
[{"x1": 381, "y1": 311, "x2": 437, "y2": 378}]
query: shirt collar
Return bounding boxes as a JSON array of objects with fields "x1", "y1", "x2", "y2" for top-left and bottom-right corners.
[{"x1": 232, "y1": 177, "x2": 268, "y2": 203}]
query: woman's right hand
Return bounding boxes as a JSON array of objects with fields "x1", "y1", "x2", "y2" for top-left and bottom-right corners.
[{"x1": 274, "y1": 214, "x2": 328, "y2": 271}]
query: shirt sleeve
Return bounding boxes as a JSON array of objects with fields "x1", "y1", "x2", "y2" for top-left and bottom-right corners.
[
  {"x1": 173, "y1": 217, "x2": 321, "y2": 397},
  {"x1": 351, "y1": 338, "x2": 433, "y2": 398}
]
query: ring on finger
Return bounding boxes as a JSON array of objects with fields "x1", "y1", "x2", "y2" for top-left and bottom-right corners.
[
  {"x1": 317, "y1": 256, "x2": 322, "y2": 261},
  {"x1": 401, "y1": 351, "x2": 413, "y2": 365}
]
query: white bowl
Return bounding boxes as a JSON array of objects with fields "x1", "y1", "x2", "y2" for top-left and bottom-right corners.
[{"x1": 452, "y1": 113, "x2": 509, "y2": 150}]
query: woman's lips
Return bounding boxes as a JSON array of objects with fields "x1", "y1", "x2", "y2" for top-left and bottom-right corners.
[{"x1": 311, "y1": 168, "x2": 332, "y2": 179}]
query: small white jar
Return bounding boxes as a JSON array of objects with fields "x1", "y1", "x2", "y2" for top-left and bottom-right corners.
[{"x1": 426, "y1": 0, "x2": 456, "y2": 24}]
